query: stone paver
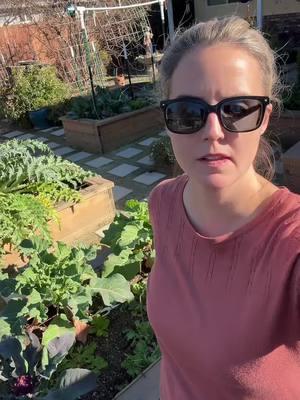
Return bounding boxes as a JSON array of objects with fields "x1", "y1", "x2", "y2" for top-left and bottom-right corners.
[
  {"x1": 16, "y1": 133, "x2": 36, "y2": 140},
  {"x1": 108, "y1": 163, "x2": 140, "y2": 177},
  {"x1": 116, "y1": 147, "x2": 143, "y2": 158},
  {"x1": 54, "y1": 146, "x2": 75, "y2": 156},
  {"x1": 4, "y1": 130, "x2": 24, "y2": 138},
  {"x1": 113, "y1": 186, "x2": 133, "y2": 201},
  {"x1": 67, "y1": 151, "x2": 92, "y2": 162},
  {"x1": 49, "y1": 128, "x2": 65, "y2": 137},
  {"x1": 34, "y1": 136, "x2": 48, "y2": 142},
  {"x1": 85, "y1": 156, "x2": 113, "y2": 168},
  {"x1": 40, "y1": 127, "x2": 59, "y2": 133},
  {"x1": 158, "y1": 130, "x2": 167, "y2": 137},
  {"x1": 138, "y1": 137, "x2": 158, "y2": 146},
  {"x1": 137, "y1": 155, "x2": 155, "y2": 166},
  {"x1": 134, "y1": 171, "x2": 166, "y2": 185},
  {"x1": 47, "y1": 142, "x2": 61, "y2": 149}
]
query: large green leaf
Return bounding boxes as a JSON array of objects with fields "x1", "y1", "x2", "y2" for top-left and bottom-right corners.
[
  {"x1": 1, "y1": 299, "x2": 27, "y2": 335},
  {"x1": 118, "y1": 224, "x2": 140, "y2": 247},
  {"x1": 102, "y1": 248, "x2": 133, "y2": 278},
  {"x1": 0, "y1": 272, "x2": 17, "y2": 298},
  {"x1": 41, "y1": 332, "x2": 76, "y2": 379},
  {"x1": 100, "y1": 217, "x2": 128, "y2": 249},
  {"x1": 42, "y1": 315, "x2": 75, "y2": 348},
  {"x1": 0, "y1": 336, "x2": 26, "y2": 376},
  {"x1": 108, "y1": 260, "x2": 140, "y2": 281},
  {"x1": 43, "y1": 368, "x2": 97, "y2": 400},
  {"x1": 0, "y1": 319, "x2": 11, "y2": 340},
  {"x1": 90, "y1": 274, "x2": 134, "y2": 306}
]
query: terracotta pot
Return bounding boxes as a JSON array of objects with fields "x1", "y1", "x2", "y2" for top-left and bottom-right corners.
[{"x1": 114, "y1": 74, "x2": 126, "y2": 87}]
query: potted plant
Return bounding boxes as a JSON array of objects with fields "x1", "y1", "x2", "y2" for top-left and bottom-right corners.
[{"x1": 0, "y1": 65, "x2": 71, "y2": 129}]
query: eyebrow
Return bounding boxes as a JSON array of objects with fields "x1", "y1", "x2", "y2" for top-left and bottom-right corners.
[{"x1": 172, "y1": 94, "x2": 257, "y2": 102}]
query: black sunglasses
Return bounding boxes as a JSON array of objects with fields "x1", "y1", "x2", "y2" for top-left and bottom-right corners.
[{"x1": 160, "y1": 96, "x2": 270, "y2": 134}]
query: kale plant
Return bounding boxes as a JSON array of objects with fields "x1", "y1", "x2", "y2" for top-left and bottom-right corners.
[{"x1": 101, "y1": 199, "x2": 155, "y2": 281}]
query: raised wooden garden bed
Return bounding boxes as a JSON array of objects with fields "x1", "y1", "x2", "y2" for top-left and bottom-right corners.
[
  {"x1": 282, "y1": 140, "x2": 300, "y2": 194},
  {"x1": 269, "y1": 110, "x2": 300, "y2": 151},
  {"x1": 4, "y1": 176, "x2": 115, "y2": 266},
  {"x1": 49, "y1": 175, "x2": 115, "y2": 243},
  {"x1": 113, "y1": 359, "x2": 160, "y2": 400},
  {"x1": 62, "y1": 105, "x2": 164, "y2": 154}
]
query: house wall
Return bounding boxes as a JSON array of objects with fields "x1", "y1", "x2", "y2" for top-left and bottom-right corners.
[{"x1": 194, "y1": 0, "x2": 300, "y2": 21}]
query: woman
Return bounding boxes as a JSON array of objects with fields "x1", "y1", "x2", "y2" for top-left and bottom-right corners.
[{"x1": 147, "y1": 16, "x2": 300, "y2": 399}]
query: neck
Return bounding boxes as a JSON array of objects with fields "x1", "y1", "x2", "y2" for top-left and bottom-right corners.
[{"x1": 184, "y1": 168, "x2": 276, "y2": 237}]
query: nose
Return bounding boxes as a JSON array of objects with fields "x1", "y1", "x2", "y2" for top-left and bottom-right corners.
[{"x1": 201, "y1": 112, "x2": 225, "y2": 141}]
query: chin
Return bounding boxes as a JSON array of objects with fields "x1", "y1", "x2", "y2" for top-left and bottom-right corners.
[{"x1": 190, "y1": 171, "x2": 237, "y2": 191}]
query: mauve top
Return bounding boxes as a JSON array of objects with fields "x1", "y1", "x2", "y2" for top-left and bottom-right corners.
[{"x1": 146, "y1": 174, "x2": 300, "y2": 400}]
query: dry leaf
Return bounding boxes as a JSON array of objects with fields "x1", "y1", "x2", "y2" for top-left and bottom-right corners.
[{"x1": 74, "y1": 319, "x2": 90, "y2": 344}]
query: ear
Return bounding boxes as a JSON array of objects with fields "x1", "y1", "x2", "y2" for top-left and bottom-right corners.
[{"x1": 260, "y1": 103, "x2": 273, "y2": 136}]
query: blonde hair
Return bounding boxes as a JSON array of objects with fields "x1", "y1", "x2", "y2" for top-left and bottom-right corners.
[{"x1": 160, "y1": 16, "x2": 284, "y2": 181}]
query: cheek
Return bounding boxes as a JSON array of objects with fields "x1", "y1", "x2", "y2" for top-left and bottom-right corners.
[
  {"x1": 169, "y1": 133, "x2": 196, "y2": 165},
  {"x1": 230, "y1": 133, "x2": 262, "y2": 168}
]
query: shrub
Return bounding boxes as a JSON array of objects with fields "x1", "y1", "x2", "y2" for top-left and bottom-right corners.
[
  {"x1": 0, "y1": 65, "x2": 71, "y2": 124},
  {"x1": 150, "y1": 135, "x2": 175, "y2": 166}
]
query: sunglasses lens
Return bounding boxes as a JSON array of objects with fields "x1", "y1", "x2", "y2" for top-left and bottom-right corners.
[
  {"x1": 221, "y1": 99, "x2": 263, "y2": 132},
  {"x1": 165, "y1": 101, "x2": 206, "y2": 134}
]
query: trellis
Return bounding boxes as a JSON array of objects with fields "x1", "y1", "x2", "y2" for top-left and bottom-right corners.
[{"x1": 0, "y1": 1, "x2": 158, "y2": 93}]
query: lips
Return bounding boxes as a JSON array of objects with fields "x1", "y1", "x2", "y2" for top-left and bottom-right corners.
[{"x1": 199, "y1": 153, "x2": 231, "y2": 161}]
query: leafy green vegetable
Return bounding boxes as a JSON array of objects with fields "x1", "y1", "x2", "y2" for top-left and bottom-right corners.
[
  {"x1": 90, "y1": 315, "x2": 110, "y2": 337},
  {"x1": 58, "y1": 343, "x2": 108, "y2": 374},
  {"x1": 0, "y1": 139, "x2": 94, "y2": 263},
  {"x1": 0, "y1": 238, "x2": 134, "y2": 336},
  {"x1": 0, "y1": 333, "x2": 97, "y2": 399},
  {"x1": 121, "y1": 320, "x2": 160, "y2": 378},
  {"x1": 68, "y1": 86, "x2": 155, "y2": 119},
  {"x1": 101, "y1": 199, "x2": 155, "y2": 280}
]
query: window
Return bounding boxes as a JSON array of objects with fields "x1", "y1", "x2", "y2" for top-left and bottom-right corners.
[{"x1": 207, "y1": 0, "x2": 239, "y2": 5}]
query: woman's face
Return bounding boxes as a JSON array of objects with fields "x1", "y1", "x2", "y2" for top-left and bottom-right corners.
[{"x1": 168, "y1": 44, "x2": 272, "y2": 190}]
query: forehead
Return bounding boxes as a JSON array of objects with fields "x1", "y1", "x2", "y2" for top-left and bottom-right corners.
[{"x1": 169, "y1": 44, "x2": 266, "y2": 101}]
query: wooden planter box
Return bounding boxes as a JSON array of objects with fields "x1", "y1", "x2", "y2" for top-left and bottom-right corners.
[
  {"x1": 269, "y1": 110, "x2": 300, "y2": 151},
  {"x1": 282, "y1": 140, "x2": 300, "y2": 194},
  {"x1": 62, "y1": 105, "x2": 164, "y2": 154},
  {"x1": 48, "y1": 176, "x2": 115, "y2": 244},
  {"x1": 113, "y1": 359, "x2": 160, "y2": 400},
  {"x1": 4, "y1": 176, "x2": 116, "y2": 267}
]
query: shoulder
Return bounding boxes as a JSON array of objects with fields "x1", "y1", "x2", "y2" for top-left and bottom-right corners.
[
  {"x1": 272, "y1": 188, "x2": 300, "y2": 255},
  {"x1": 279, "y1": 189, "x2": 300, "y2": 237}
]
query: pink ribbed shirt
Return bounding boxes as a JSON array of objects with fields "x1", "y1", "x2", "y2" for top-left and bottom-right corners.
[{"x1": 147, "y1": 174, "x2": 300, "y2": 400}]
